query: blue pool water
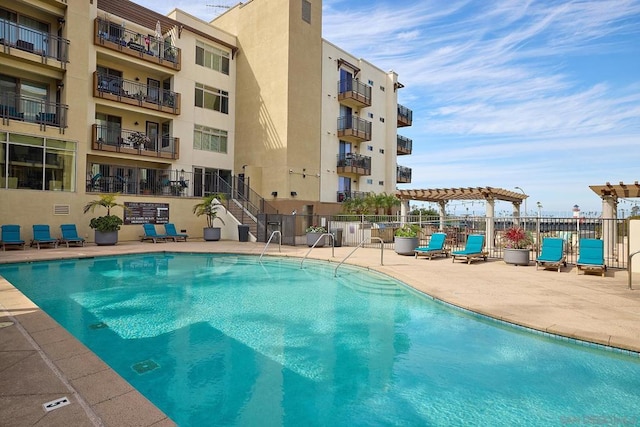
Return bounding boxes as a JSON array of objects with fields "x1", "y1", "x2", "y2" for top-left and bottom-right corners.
[{"x1": 1, "y1": 253, "x2": 639, "y2": 426}]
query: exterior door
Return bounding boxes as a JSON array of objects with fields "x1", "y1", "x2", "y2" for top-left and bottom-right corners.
[{"x1": 146, "y1": 121, "x2": 159, "y2": 151}]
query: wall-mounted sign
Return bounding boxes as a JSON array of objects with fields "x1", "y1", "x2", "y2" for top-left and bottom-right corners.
[{"x1": 124, "y1": 202, "x2": 169, "y2": 224}]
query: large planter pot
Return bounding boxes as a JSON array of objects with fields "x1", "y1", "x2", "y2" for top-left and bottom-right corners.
[
  {"x1": 394, "y1": 236, "x2": 419, "y2": 255},
  {"x1": 307, "y1": 232, "x2": 326, "y2": 247},
  {"x1": 203, "y1": 227, "x2": 221, "y2": 241},
  {"x1": 504, "y1": 248, "x2": 530, "y2": 266},
  {"x1": 94, "y1": 230, "x2": 118, "y2": 246}
]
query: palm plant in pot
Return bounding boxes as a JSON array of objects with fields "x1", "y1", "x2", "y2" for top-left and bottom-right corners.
[
  {"x1": 193, "y1": 193, "x2": 226, "y2": 241},
  {"x1": 83, "y1": 193, "x2": 126, "y2": 246},
  {"x1": 503, "y1": 226, "x2": 533, "y2": 265},
  {"x1": 394, "y1": 224, "x2": 420, "y2": 255}
]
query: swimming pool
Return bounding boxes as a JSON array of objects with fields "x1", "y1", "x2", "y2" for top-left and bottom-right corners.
[{"x1": 1, "y1": 253, "x2": 639, "y2": 426}]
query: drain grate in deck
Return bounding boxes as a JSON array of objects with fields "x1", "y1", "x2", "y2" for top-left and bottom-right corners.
[{"x1": 132, "y1": 359, "x2": 160, "y2": 374}]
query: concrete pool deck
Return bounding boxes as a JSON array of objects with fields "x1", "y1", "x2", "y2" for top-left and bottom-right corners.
[{"x1": 1, "y1": 240, "x2": 639, "y2": 426}]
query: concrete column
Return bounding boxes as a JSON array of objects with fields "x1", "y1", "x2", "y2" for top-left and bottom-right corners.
[
  {"x1": 601, "y1": 195, "x2": 617, "y2": 263},
  {"x1": 438, "y1": 200, "x2": 447, "y2": 231},
  {"x1": 512, "y1": 201, "x2": 521, "y2": 227},
  {"x1": 400, "y1": 199, "x2": 410, "y2": 224},
  {"x1": 485, "y1": 197, "x2": 495, "y2": 250}
]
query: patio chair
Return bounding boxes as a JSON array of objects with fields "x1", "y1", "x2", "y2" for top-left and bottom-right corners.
[
  {"x1": 451, "y1": 234, "x2": 487, "y2": 264},
  {"x1": 164, "y1": 223, "x2": 188, "y2": 242},
  {"x1": 141, "y1": 223, "x2": 168, "y2": 243},
  {"x1": 414, "y1": 232, "x2": 449, "y2": 260},
  {"x1": 60, "y1": 224, "x2": 85, "y2": 247},
  {"x1": 535, "y1": 237, "x2": 566, "y2": 272},
  {"x1": 576, "y1": 238, "x2": 606, "y2": 277},
  {"x1": 31, "y1": 224, "x2": 59, "y2": 249},
  {"x1": 1, "y1": 224, "x2": 25, "y2": 250}
]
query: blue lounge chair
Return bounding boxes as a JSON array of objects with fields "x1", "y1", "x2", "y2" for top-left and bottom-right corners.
[
  {"x1": 164, "y1": 223, "x2": 188, "y2": 242},
  {"x1": 60, "y1": 224, "x2": 85, "y2": 247},
  {"x1": 535, "y1": 237, "x2": 566, "y2": 272},
  {"x1": 31, "y1": 224, "x2": 59, "y2": 249},
  {"x1": 1, "y1": 224, "x2": 25, "y2": 250},
  {"x1": 576, "y1": 238, "x2": 606, "y2": 277},
  {"x1": 141, "y1": 223, "x2": 168, "y2": 243},
  {"x1": 414, "y1": 232, "x2": 448, "y2": 260},
  {"x1": 452, "y1": 234, "x2": 487, "y2": 264}
]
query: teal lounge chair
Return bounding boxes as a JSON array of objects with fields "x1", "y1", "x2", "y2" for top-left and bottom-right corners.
[
  {"x1": 164, "y1": 223, "x2": 188, "y2": 242},
  {"x1": 535, "y1": 237, "x2": 566, "y2": 272},
  {"x1": 60, "y1": 224, "x2": 85, "y2": 247},
  {"x1": 414, "y1": 232, "x2": 448, "y2": 260},
  {"x1": 452, "y1": 234, "x2": 487, "y2": 264},
  {"x1": 141, "y1": 223, "x2": 168, "y2": 243},
  {"x1": 31, "y1": 224, "x2": 59, "y2": 249},
  {"x1": 576, "y1": 238, "x2": 606, "y2": 277},
  {"x1": 1, "y1": 224, "x2": 25, "y2": 250}
]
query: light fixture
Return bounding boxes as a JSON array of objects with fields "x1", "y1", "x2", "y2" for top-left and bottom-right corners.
[
  {"x1": 57, "y1": 17, "x2": 65, "y2": 25},
  {"x1": 271, "y1": 191, "x2": 278, "y2": 197},
  {"x1": 290, "y1": 191, "x2": 297, "y2": 197},
  {"x1": 134, "y1": 121, "x2": 139, "y2": 126},
  {"x1": 134, "y1": 77, "x2": 140, "y2": 81}
]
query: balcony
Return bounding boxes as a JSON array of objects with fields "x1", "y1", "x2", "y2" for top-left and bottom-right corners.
[
  {"x1": 397, "y1": 134, "x2": 412, "y2": 155},
  {"x1": 91, "y1": 124, "x2": 179, "y2": 160},
  {"x1": 397, "y1": 104, "x2": 412, "y2": 127},
  {"x1": 93, "y1": 72, "x2": 181, "y2": 115},
  {"x1": 0, "y1": 19, "x2": 70, "y2": 66},
  {"x1": 0, "y1": 92, "x2": 67, "y2": 129},
  {"x1": 87, "y1": 166, "x2": 192, "y2": 197},
  {"x1": 337, "y1": 115, "x2": 372, "y2": 143},
  {"x1": 337, "y1": 78, "x2": 371, "y2": 108},
  {"x1": 336, "y1": 190, "x2": 370, "y2": 202},
  {"x1": 94, "y1": 18, "x2": 181, "y2": 71},
  {"x1": 397, "y1": 165, "x2": 412, "y2": 183},
  {"x1": 337, "y1": 153, "x2": 371, "y2": 176}
]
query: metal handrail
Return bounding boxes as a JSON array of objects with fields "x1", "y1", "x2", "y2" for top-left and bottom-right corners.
[
  {"x1": 300, "y1": 233, "x2": 335, "y2": 268},
  {"x1": 334, "y1": 237, "x2": 384, "y2": 277},
  {"x1": 259, "y1": 230, "x2": 281, "y2": 261}
]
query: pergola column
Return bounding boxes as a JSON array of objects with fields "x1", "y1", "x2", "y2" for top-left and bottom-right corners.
[
  {"x1": 485, "y1": 197, "x2": 495, "y2": 250},
  {"x1": 438, "y1": 200, "x2": 447, "y2": 231},
  {"x1": 601, "y1": 194, "x2": 618, "y2": 263},
  {"x1": 512, "y1": 201, "x2": 521, "y2": 226},
  {"x1": 400, "y1": 199, "x2": 410, "y2": 224}
]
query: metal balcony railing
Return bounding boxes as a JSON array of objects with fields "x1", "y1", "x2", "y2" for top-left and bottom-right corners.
[
  {"x1": 92, "y1": 124, "x2": 179, "y2": 159},
  {"x1": 337, "y1": 78, "x2": 372, "y2": 107},
  {"x1": 0, "y1": 92, "x2": 67, "y2": 128},
  {"x1": 397, "y1": 104, "x2": 413, "y2": 127},
  {"x1": 94, "y1": 72, "x2": 180, "y2": 114},
  {"x1": 397, "y1": 134, "x2": 412, "y2": 155},
  {"x1": 336, "y1": 190, "x2": 370, "y2": 202},
  {"x1": 397, "y1": 165, "x2": 412, "y2": 183},
  {"x1": 337, "y1": 115, "x2": 372, "y2": 141},
  {"x1": 337, "y1": 153, "x2": 372, "y2": 176},
  {"x1": 0, "y1": 18, "x2": 70, "y2": 63}
]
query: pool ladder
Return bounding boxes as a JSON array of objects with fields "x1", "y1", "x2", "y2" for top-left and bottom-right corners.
[
  {"x1": 333, "y1": 237, "x2": 384, "y2": 277},
  {"x1": 300, "y1": 233, "x2": 335, "y2": 268},
  {"x1": 259, "y1": 230, "x2": 281, "y2": 261}
]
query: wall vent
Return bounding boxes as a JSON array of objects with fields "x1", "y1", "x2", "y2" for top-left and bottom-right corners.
[{"x1": 53, "y1": 204, "x2": 70, "y2": 215}]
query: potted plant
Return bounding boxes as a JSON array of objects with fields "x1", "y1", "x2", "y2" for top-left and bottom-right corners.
[
  {"x1": 503, "y1": 226, "x2": 533, "y2": 265},
  {"x1": 83, "y1": 193, "x2": 126, "y2": 246},
  {"x1": 394, "y1": 224, "x2": 420, "y2": 255},
  {"x1": 306, "y1": 225, "x2": 327, "y2": 247},
  {"x1": 193, "y1": 193, "x2": 226, "y2": 241}
]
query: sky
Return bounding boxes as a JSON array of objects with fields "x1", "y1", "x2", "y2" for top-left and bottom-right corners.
[{"x1": 134, "y1": 0, "x2": 640, "y2": 217}]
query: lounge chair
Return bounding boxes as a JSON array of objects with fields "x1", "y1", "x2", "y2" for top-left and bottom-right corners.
[
  {"x1": 576, "y1": 238, "x2": 606, "y2": 277},
  {"x1": 451, "y1": 234, "x2": 487, "y2": 264},
  {"x1": 164, "y1": 223, "x2": 188, "y2": 242},
  {"x1": 141, "y1": 223, "x2": 168, "y2": 243},
  {"x1": 535, "y1": 237, "x2": 566, "y2": 272},
  {"x1": 414, "y1": 232, "x2": 448, "y2": 260},
  {"x1": 60, "y1": 224, "x2": 85, "y2": 247},
  {"x1": 31, "y1": 224, "x2": 59, "y2": 249},
  {"x1": 1, "y1": 224, "x2": 25, "y2": 250}
]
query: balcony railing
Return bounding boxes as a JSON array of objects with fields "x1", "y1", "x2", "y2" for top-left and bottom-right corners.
[
  {"x1": 336, "y1": 190, "x2": 370, "y2": 202},
  {"x1": 87, "y1": 167, "x2": 193, "y2": 196},
  {"x1": 337, "y1": 115, "x2": 372, "y2": 142},
  {"x1": 91, "y1": 124, "x2": 179, "y2": 160},
  {"x1": 397, "y1": 165, "x2": 412, "y2": 183},
  {"x1": 397, "y1": 104, "x2": 413, "y2": 127},
  {"x1": 94, "y1": 18, "x2": 181, "y2": 70},
  {"x1": 397, "y1": 134, "x2": 412, "y2": 155},
  {"x1": 337, "y1": 153, "x2": 371, "y2": 176},
  {"x1": 337, "y1": 78, "x2": 372, "y2": 108},
  {"x1": 93, "y1": 72, "x2": 181, "y2": 115},
  {"x1": 0, "y1": 92, "x2": 68, "y2": 128},
  {"x1": 0, "y1": 18, "x2": 70, "y2": 64}
]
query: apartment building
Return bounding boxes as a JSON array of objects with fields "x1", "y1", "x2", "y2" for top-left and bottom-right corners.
[{"x1": 0, "y1": 0, "x2": 412, "y2": 241}]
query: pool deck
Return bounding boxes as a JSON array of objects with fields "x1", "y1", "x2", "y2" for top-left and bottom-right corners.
[{"x1": 1, "y1": 240, "x2": 639, "y2": 426}]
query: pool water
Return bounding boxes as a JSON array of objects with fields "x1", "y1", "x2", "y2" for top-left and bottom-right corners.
[{"x1": 1, "y1": 253, "x2": 639, "y2": 426}]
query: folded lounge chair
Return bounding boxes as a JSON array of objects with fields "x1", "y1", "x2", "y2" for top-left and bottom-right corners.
[
  {"x1": 576, "y1": 238, "x2": 606, "y2": 277},
  {"x1": 535, "y1": 237, "x2": 566, "y2": 272},
  {"x1": 141, "y1": 223, "x2": 168, "y2": 243},
  {"x1": 1, "y1": 224, "x2": 25, "y2": 250},
  {"x1": 60, "y1": 224, "x2": 85, "y2": 247},
  {"x1": 414, "y1": 232, "x2": 448, "y2": 260},
  {"x1": 451, "y1": 234, "x2": 487, "y2": 264},
  {"x1": 31, "y1": 224, "x2": 59, "y2": 249},
  {"x1": 164, "y1": 223, "x2": 188, "y2": 242}
]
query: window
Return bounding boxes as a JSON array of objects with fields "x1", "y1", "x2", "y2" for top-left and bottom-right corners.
[
  {"x1": 195, "y1": 41, "x2": 230, "y2": 75},
  {"x1": 368, "y1": 113, "x2": 374, "y2": 118},
  {"x1": 368, "y1": 80, "x2": 373, "y2": 86},
  {"x1": 380, "y1": 85, "x2": 385, "y2": 92},
  {"x1": 195, "y1": 83, "x2": 229, "y2": 114},
  {"x1": 379, "y1": 148, "x2": 385, "y2": 154},
  {"x1": 367, "y1": 145, "x2": 373, "y2": 151},
  {"x1": 366, "y1": 179, "x2": 373, "y2": 184},
  {"x1": 302, "y1": 0, "x2": 311, "y2": 23},
  {"x1": 380, "y1": 117, "x2": 385, "y2": 123},
  {"x1": 379, "y1": 181, "x2": 384, "y2": 185},
  {"x1": 194, "y1": 124, "x2": 228, "y2": 154}
]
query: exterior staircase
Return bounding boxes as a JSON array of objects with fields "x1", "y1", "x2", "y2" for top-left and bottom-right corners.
[{"x1": 226, "y1": 198, "x2": 258, "y2": 237}]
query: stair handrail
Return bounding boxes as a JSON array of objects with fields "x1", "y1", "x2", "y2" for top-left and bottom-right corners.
[
  {"x1": 334, "y1": 237, "x2": 384, "y2": 277},
  {"x1": 259, "y1": 230, "x2": 282, "y2": 261},
  {"x1": 300, "y1": 233, "x2": 335, "y2": 268}
]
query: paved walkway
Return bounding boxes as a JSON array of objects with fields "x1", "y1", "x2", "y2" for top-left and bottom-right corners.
[{"x1": 1, "y1": 241, "x2": 639, "y2": 426}]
